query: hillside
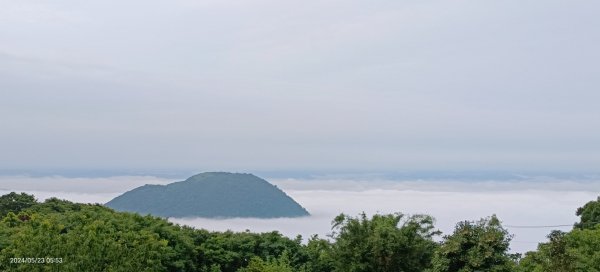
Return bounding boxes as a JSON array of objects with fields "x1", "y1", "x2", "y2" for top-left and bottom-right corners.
[{"x1": 105, "y1": 172, "x2": 309, "y2": 218}]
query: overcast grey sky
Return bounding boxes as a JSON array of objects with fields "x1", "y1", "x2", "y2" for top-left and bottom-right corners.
[{"x1": 1, "y1": 0, "x2": 599, "y2": 172}]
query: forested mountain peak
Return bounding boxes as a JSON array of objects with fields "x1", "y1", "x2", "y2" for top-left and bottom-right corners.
[{"x1": 105, "y1": 172, "x2": 309, "y2": 218}]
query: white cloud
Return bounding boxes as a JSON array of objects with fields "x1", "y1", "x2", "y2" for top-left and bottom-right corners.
[{"x1": 170, "y1": 188, "x2": 595, "y2": 253}]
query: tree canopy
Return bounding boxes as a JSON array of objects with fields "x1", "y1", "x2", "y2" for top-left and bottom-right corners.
[
  {"x1": 0, "y1": 192, "x2": 37, "y2": 217},
  {"x1": 330, "y1": 212, "x2": 439, "y2": 272},
  {"x1": 575, "y1": 196, "x2": 600, "y2": 230},
  {"x1": 430, "y1": 215, "x2": 516, "y2": 272},
  {"x1": 1, "y1": 192, "x2": 599, "y2": 272}
]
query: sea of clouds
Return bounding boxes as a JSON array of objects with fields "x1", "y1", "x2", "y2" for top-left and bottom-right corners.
[{"x1": 1, "y1": 175, "x2": 598, "y2": 253}]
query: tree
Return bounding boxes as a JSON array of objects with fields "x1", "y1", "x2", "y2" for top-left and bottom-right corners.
[
  {"x1": 302, "y1": 235, "x2": 334, "y2": 272},
  {"x1": 330, "y1": 212, "x2": 439, "y2": 272},
  {"x1": 194, "y1": 230, "x2": 307, "y2": 272},
  {"x1": 0, "y1": 192, "x2": 37, "y2": 217},
  {"x1": 518, "y1": 195, "x2": 600, "y2": 272},
  {"x1": 237, "y1": 253, "x2": 295, "y2": 272},
  {"x1": 520, "y1": 226, "x2": 600, "y2": 272},
  {"x1": 517, "y1": 230, "x2": 576, "y2": 272},
  {"x1": 565, "y1": 225, "x2": 600, "y2": 271},
  {"x1": 575, "y1": 196, "x2": 600, "y2": 230},
  {"x1": 0, "y1": 196, "x2": 197, "y2": 272},
  {"x1": 431, "y1": 215, "x2": 517, "y2": 272}
]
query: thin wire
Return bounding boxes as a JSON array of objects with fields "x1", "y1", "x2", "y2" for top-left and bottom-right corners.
[
  {"x1": 504, "y1": 224, "x2": 572, "y2": 228},
  {"x1": 510, "y1": 241, "x2": 541, "y2": 244},
  {"x1": 505, "y1": 221, "x2": 600, "y2": 228}
]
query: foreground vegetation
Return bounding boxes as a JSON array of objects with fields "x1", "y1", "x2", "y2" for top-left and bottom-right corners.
[{"x1": 0, "y1": 192, "x2": 598, "y2": 271}]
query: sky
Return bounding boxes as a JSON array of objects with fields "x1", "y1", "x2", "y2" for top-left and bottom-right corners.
[{"x1": 1, "y1": 0, "x2": 599, "y2": 172}]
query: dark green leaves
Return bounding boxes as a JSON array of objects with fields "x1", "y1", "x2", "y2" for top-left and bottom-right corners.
[
  {"x1": 330, "y1": 212, "x2": 439, "y2": 272},
  {"x1": 430, "y1": 215, "x2": 516, "y2": 272}
]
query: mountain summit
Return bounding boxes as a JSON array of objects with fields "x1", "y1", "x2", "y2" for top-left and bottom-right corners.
[{"x1": 105, "y1": 172, "x2": 309, "y2": 218}]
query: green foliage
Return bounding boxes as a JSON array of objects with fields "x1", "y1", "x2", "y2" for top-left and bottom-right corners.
[
  {"x1": 575, "y1": 196, "x2": 600, "y2": 230},
  {"x1": 0, "y1": 193, "x2": 37, "y2": 217},
  {"x1": 430, "y1": 215, "x2": 516, "y2": 272},
  {"x1": 517, "y1": 230, "x2": 575, "y2": 272},
  {"x1": 566, "y1": 225, "x2": 600, "y2": 271},
  {"x1": 302, "y1": 235, "x2": 334, "y2": 272},
  {"x1": 195, "y1": 230, "x2": 307, "y2": 272},
  {"x1": 518, "y1": 195, "x2": 600, "y2": 271},
  {"x1": 3, "y1": 191, "x2": 600, "y2": 272},
  {"x1": 237, "y1": 253, "x2": 295, "y2": 272},
  {"x1": 330, "y1": 212, "x2": 439, "y2": 272},
  {"x1": 0, "y1": 198, "x2": 196, "y2": 272},
  {"x1": 517, "y1": 226, "x2": 600, "y2": 272}
]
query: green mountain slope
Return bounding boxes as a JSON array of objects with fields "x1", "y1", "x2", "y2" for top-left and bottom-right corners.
[{"x1": 105, "y1": 172, "x2": 309, "y2": 218}]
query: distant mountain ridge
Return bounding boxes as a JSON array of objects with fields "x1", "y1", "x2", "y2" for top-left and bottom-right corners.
[{"x1": 105, "y1": 172, "x2": 309, "y2": 218}]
